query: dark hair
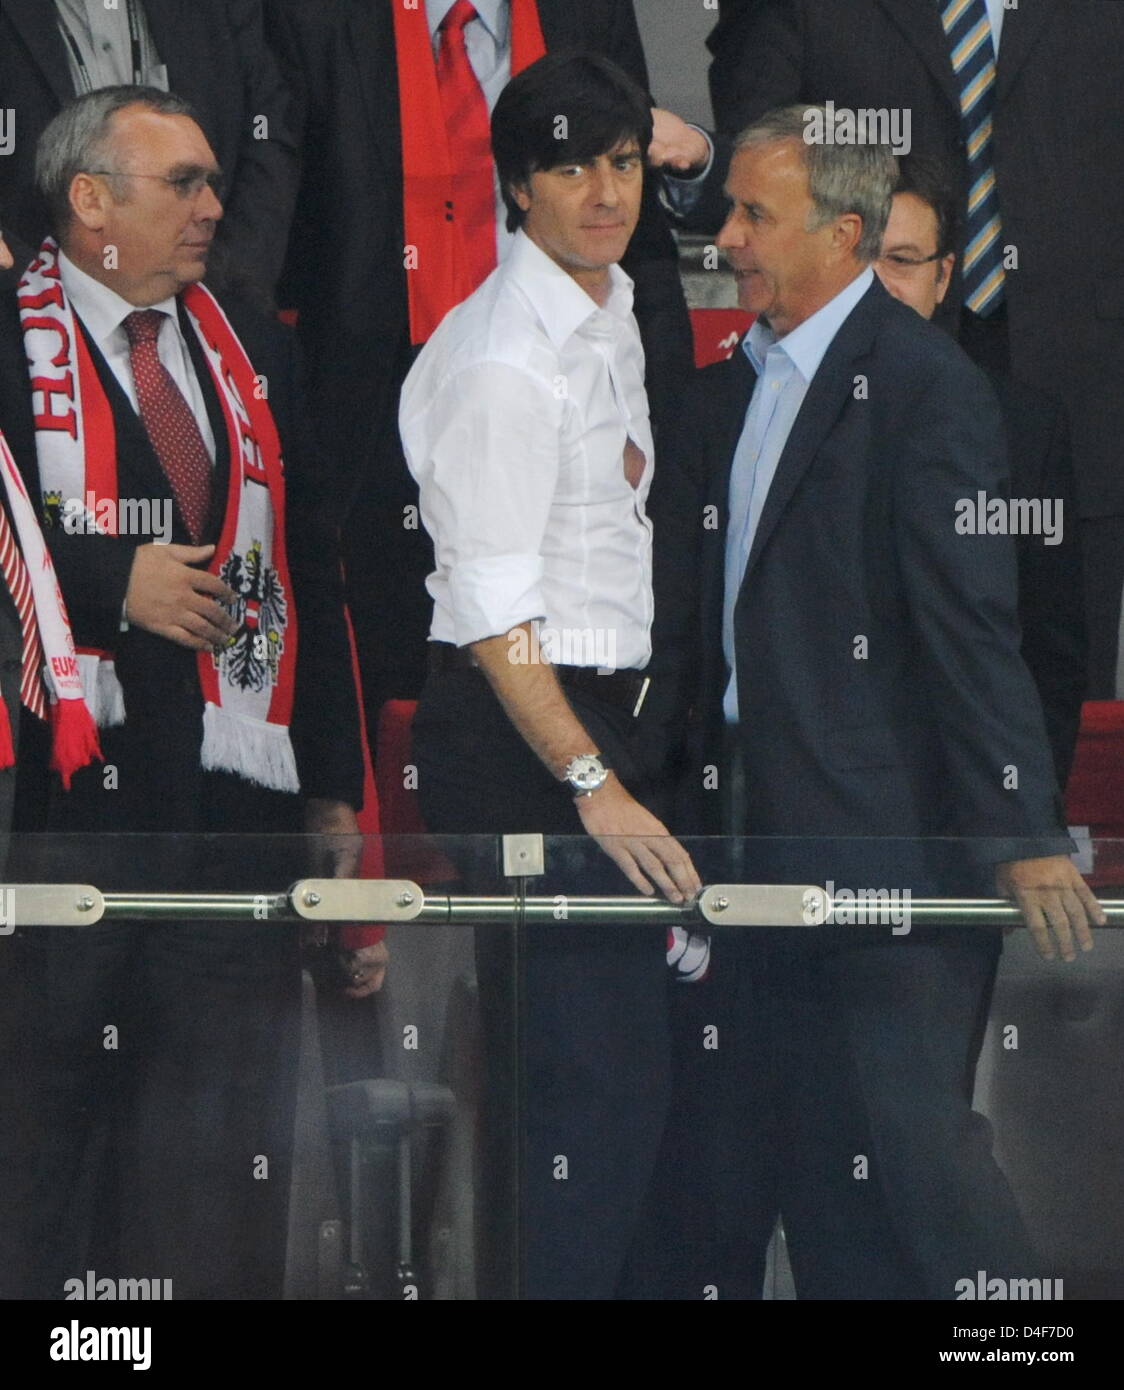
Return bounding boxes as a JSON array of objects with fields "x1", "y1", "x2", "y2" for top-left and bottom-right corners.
[
  {"x1": 491, "y1": 50, "x2": 653, "y2": 233},
  {"x1": 893, "y1": 154, "x2": 962, "y2": 259}
]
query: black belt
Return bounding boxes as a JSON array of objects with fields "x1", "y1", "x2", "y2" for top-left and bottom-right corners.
[{"x1": 428, "y1": 642, "x2": 651, "y2": 718}]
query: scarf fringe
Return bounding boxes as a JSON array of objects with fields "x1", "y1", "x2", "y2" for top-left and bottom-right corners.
[
  {"x1": 77, "y1": 653, "x2": 126, "y2": 728},
  {"x1": 0, "y1": 698, "x2": 13, "y2": 771},
  {"x1": 49, "y1": 696, "x2": 103, "y2": 790},
  {"x1": 202, "y1": 702, "x2": 299, "y2": 794}
]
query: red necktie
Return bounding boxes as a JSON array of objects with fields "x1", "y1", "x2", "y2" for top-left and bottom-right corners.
[
  {"x1": 123, "y1": 309, "x2": 212, "y2": 542},
  {"x1": 0, "y1": 503, "x2": 47, "y2": 719},
  {"x1": 436, "y1": 0, "x2": 498, "y2": 291}
]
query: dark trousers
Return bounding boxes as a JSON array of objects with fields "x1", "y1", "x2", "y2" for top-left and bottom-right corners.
[
  {"x1": 669, "y1": 929, "x2": 1038, "y2": 1300},
  {"x1": 1079, "y1": 515, "x2": 1124, "y2": 700},
  {"x1": 0, "y1": 766, "x2": 306, "y2": 1300},
  {"x1": 8, "y1": 918, "x2": 301, "y2": 1301},
  {"x1": 412, "y1": 668, "x2": 673, "y2": 1300},
  {"x1": 633, "y1": 806, "x2": 1040, "y2": 1299}
]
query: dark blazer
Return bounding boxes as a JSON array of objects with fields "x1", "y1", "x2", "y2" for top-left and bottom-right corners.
[
  {"x1": 670, "y1": 276, "x2": 1070, "y2": 865},
  {"x1": 703, "y1": 0, "x2": 1124, "y2": 518},
  {"x1": 264, "y1": 0, "x2": 695, "y2": 485},
  {"x1": 0, "y1": 278, "x2": 362, "y2": 833},
  {"x1": 0, "y1": 0, "x2": 299, "y2": 307},
  {"x1": 991, "y1": 373, "x2": 1086, "y2": 787}
]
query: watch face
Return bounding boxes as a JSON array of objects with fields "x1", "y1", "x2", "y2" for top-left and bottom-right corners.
[{"x1": 567, "y1": 755, "x2": 606, "y2": 792}]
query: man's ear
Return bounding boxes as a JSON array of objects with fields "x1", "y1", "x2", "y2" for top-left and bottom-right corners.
[
  {"x1": 934, "y1": 253, "x2": 955, "y2": 307},
  {"x1": 830, "y1": 211, "x2": 863, "y2": 261},
  {"x1": 69, "y1": 172, "x2": 112, "y2": 232},
  {"x1": 510, "y1": 178, "x2": 532, "y2": 214}
]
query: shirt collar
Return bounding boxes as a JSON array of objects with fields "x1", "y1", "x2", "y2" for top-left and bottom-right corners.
[
  {"x1": 742, "y1": 266, "x2": 874, "y2": 382},
  {"x1": 427, "y1": 0, "x2": 509, "y2": 45},
  {"x1": 57, "y1": 249, "x2": 180, "y2": 353},
  {"x1": 507, "y1": 228, "x2": 635, "y2": 351}
]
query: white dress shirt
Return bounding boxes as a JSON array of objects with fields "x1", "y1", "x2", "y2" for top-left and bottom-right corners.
[
  {"x1": 58, "y1": 251, "x2": 216, "y2": 463},
  {"x1": 400, "y1": 229, "x2": 655, "y2": 671}
]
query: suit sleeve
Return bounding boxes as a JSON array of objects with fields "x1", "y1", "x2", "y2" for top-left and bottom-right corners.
[
  {"x1": 210, "y1": 0, "x2": 300, "y2": 309},
  {"x1": 1013, "y1": 403, "x2": 1087, "y2": 788},
  {"x1": 708, "y1": 0, "x2": 806, "y2": 134},
  {"x1": 602, "y1": 3, "x2": 695, "y2": 440},
  {"x1": 894, "y1": 358, "x2": 1072, "y2": 860},
  {"x1": 275, "y1": 329, "x2": 364, "y2": 809},
  {"x1": 676, "y1": 0, "x2": 806, "y2": 237}
]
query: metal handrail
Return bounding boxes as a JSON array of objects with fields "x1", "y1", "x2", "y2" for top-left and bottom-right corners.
[{"x1": 5, "y1": 881, "x2": 1122, "y2": 928}]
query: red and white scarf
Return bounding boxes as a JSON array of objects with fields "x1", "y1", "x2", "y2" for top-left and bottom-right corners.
[
  {"x1": 0, "y1": 426, "x2": 101, "y2": 787},
  {"x1": 392, "y1": 0, "x2": 546, "y2": 344},
  {"x1": 18, "y1": 239, "x2": 300, "y2": 793}
]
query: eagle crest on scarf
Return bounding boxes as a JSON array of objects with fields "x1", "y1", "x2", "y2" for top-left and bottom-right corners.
[{"x1": 217, "y1": 539, "x2": 287, "y2": 690}]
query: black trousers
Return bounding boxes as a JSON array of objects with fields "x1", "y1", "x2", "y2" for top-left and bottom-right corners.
[
  {"x1": 650, "y1": 928, "x2": 1040, "y2": 1300},
  {"x1": 1079, "y1": 515, "x2": 1124, "y2": 700},
  {"x1": 631, "y1": 816, "x2": 1041, "y2": 1300},
  {"x1": 0, "y1": 767, "x2": 306, "y2": 1300},
  {"x1": 412, "y1": 668, "x2": 674, "y2": 1300}
]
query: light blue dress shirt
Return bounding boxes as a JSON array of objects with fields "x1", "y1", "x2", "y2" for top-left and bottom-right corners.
[
  {"x1": 984, "y1": 0, "x2": 1005, "y2": 52},
  {"x1": 723, "y1": 267, "x2": 875, "y2": 723},
  {"x1": 427, "y1": 0, "x2": 514, "y2": 263}
]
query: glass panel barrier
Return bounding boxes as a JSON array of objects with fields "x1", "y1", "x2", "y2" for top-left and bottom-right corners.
[{"x1": 0, "y1": 831, "x2": 1120, "y2": 1301}]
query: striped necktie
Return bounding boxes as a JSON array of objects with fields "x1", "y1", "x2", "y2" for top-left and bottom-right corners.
[
  {"x1": 0, "y1": 501, "x2": 47, "y2": 720},
  {"x1": 940, "y1": 0, "x2": 1005, "y2": 316}
]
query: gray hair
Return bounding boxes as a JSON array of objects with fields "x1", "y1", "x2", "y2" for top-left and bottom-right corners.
[
  {"x1": 35, "y1": 85, "x2": 197, "y2": 234},
  {"x1": 734, "y1": 104, "x2": 898, "y2": 262}
]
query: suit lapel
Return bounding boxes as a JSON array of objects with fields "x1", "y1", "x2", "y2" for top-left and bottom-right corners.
[
  {"x1": 996, "y1": 0, "x2": 1062, "y2": 106},
  {"x1": 872, "y1": 0, "x2": 962, "y2": 114},
  {"x1": 739, "y1": 280, "x2": 884, "y2": 589},
  {"x1": 142, "y1": 0, "x2": 189, "y2": 78},
  {"x1": 700, "y1": 349, "x2": 756, "y2": 662},
  {"x1": 3, "y1": 0, "x2": 75, "y2": 105}
]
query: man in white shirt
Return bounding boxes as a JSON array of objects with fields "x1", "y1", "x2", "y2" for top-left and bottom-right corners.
[{"x1": 401, "y1": 51, "x2": 701, "y2": 1300}]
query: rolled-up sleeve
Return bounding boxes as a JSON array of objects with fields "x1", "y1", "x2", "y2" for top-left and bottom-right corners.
[{"x1": 405, "y1": 360, "x2": 563, "y2": 647}]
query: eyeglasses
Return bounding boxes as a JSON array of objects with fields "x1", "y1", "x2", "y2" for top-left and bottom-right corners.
[
  {"x1": 88, "y1": 168, "x2": 226, "y2": 202},
  {"x1": 877, "y1": 250, "x2": 945, "y2": 275}
]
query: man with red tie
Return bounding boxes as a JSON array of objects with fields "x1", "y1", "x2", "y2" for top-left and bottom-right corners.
[
  {"x1": 265, "y1": 0, "x2": 693, "y2": 748},
  {"x1": 0, "y1": 88, "x2": 363, "y2": 1298}
]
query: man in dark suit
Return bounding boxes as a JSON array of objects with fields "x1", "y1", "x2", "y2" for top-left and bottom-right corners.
[
  {"x1": 695, "y1": 0, "x2": 1124, "y2": 702},
  {"x1": 660, "y1": 108, "x2": 1103, "y2": 1299},
  {"x1": 875, "y1": 155, "x2": 1086, "y2": 787},
  {"x1": 0, "y1": 0, "x2": 298, "y2": 307},
  {"x1": 0, "y1": 88, "x2": 363, "y2": 1298},
  {"x1": 263, "y1": 0, "x2": 694, "y2": 738}
]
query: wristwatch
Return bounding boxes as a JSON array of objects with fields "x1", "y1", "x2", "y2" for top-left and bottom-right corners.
[{"x1": 562, "y1": 753, "x2": 611, "y2": 798}]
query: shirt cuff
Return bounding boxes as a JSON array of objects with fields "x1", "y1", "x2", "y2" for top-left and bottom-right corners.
[
  {"x1": 448, "y1": 553, "x2": 547, "y2": 648},
  {"x1": 660, "y1": 126, "x2": 715, "y2": 217}
]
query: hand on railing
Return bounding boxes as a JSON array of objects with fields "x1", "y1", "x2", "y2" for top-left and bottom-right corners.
[
  {"x1": 995, "y1": 856, "x2": 1107, "y2": 961},
  {"x1": 303, "y1": 798, "x2": 388, "y2": 994},
  {"x1": 575, "y1": 773, "x2": 702, "y2": 905}
]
